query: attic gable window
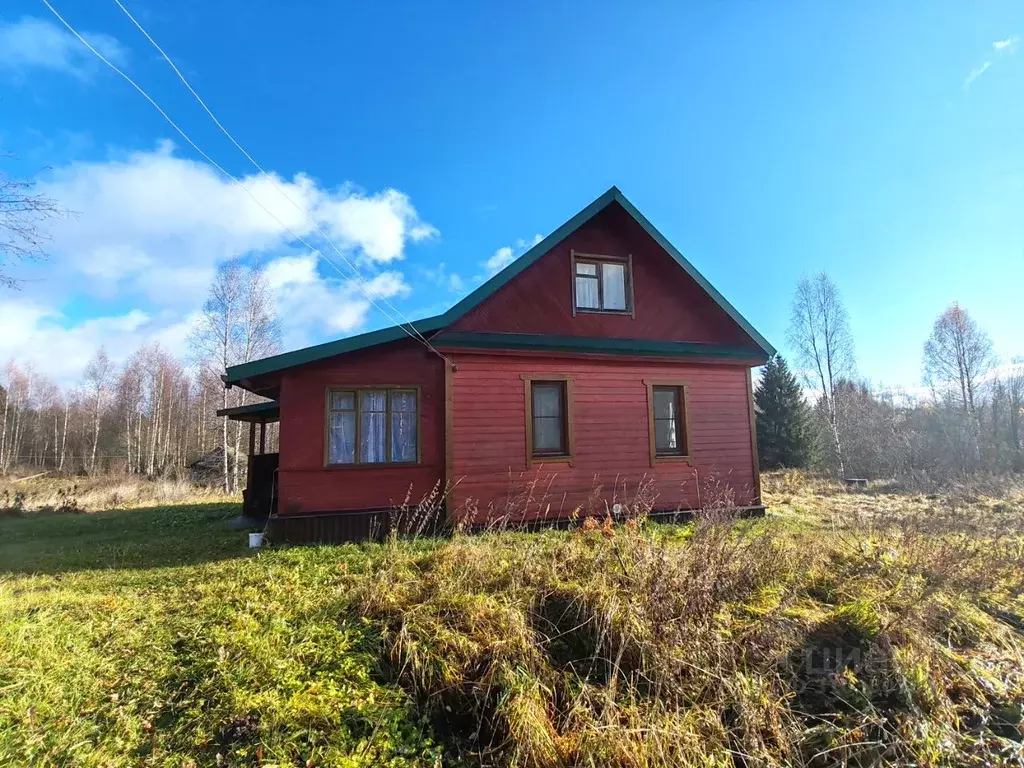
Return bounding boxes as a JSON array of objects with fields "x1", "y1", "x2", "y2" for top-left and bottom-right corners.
[{"x1": 572, "y1": 251, "x2": 633, "y2": 316}]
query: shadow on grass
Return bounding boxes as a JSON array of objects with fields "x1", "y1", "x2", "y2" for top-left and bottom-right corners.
[{"x1": 0, "y1": 501, "x2": 254, "y2": 576}]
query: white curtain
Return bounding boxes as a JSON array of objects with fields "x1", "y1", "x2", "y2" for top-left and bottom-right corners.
[
  {"x1": 575, "y1": 276, "x2": 599, "y2": 309},
  {"x1": 602, "y1": 263, "x2": 626, "y2": 310},
  {"x1": 359, "y1": 390, "x2": 387, "y2": 463},
  {"x1": 390, "y1": 390, "x2": 417, "y2": 462},
  {"x1": 328, "y1": 392, "x2": 356, "y2": 463},
  {"x1": 329, "y1": 411, "x2": 356, "y2": 463}
]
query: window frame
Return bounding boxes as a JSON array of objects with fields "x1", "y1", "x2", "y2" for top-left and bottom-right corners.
[
  {"x1": 571, "y1": 250, "x2": 635, "y2": 317},
  {"x1": 324, "y1": 385, "x2": 421, "y2": 467},
  {"x1": 643, "y1": 379, "x2": 691, "y2": 465},
  {"x1": 521, "y1": 374, "x2": 575, "y2": 466}
]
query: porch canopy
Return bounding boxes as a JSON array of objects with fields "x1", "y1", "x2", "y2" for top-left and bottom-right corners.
[
  {"x1": 216, "y1": 400, "x2": 279, "y2": 424},
  {"x1": 217, "y1": 400, "x2": 279, "y2": 456}
]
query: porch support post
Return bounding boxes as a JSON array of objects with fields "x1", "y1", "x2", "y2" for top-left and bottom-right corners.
[
  {"x1": 248, "y1": 421, "x2": 256, "y2": 459},
  {"x1": 259, "y1": 420, "x2": 267, "y2": 455}
]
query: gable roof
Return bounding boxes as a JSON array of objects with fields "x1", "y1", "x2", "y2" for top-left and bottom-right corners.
[{"x1": 225, "y1": 186, "x2": 774, "y2": 386}]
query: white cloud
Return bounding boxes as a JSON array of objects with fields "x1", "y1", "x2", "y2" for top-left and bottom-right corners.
[
  {"x1": 484, "y1": 246, "x2": 515, "y2": 273},
  {"x1": 6, "y1": 142, "x2": 435, "y2": 384},
  {"x1": 483, "y1": 233, "x2": 543, "y2": 275},
  {"x1": 516, "y1": 234, "x2": 544, "y2": 250},
  {"x1": 0, "y1": 16, "x2": 126, "y2": 79},
  {"x1": 0, "y1": 297, "x2": 181, "y2": 386},
  {"x1": 421, "y1": 262, "x2": 466, "y2": 294},
  {"x1": 322, "y1": 188, "x2": 438, "y2": 263},
  {"x1": 964, "y1": 60, "x2": 992, "y2": 89},
  {"x1": 963, "y1": 35, "x2": 1018, "y2": 90},
  {"x1": 264, "y1": 253, "x2": 411, "y2": 349},
  {"x1": 34, "y1": 141, "x2": 435, "y2": 307}
]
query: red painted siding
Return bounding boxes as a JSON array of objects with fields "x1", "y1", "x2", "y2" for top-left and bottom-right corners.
[
  {"x1": 449, "y1": 353, "x2": 757, "y2": 524},
  {"x1": 451, "y1": 203, "x2": 755, "y2": 347},
  {"x1": 276, "y1": 340, "x2": 444, "y2": 515}
]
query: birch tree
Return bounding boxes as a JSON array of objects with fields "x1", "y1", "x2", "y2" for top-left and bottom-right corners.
[
  {"x1": 190, "y1": 260, "x2": 245, "y2": 492},
  {"x1": 84, "y1": 347, "x2": 113, "y2": 473},
  {"x1": 923, "y1": 303, "x2": 993, "y2": 418},
  {"x1": 231, "y1": 261, "x2": 281, "y2": 491},
  {"x1": 1007, "y1": 358, "x2": 1024, "y2": 471},
  {"x1": 788, "y1": 272, "x2": 856, "y2": 477}
]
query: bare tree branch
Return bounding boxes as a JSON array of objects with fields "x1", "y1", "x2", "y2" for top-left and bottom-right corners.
[{"x1": 0, "y1": 159, "x2": 64, "y2": 288}]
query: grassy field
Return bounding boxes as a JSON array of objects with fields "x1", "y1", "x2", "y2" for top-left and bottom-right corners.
[{"x1": 1, "y1": 475, "x2": 1023, "y2": 767}]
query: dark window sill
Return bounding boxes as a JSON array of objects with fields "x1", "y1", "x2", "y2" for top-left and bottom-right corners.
[
  {"x1": 530, "y1": 454, "x2": 573, "y2": 465},
  {"x1": 574, "y1": 308, "x2": 633, "y2": 316}
]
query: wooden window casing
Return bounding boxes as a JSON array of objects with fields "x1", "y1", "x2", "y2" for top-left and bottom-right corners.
[
  {"x1": 643, "y1": 380, "x2": 691, "y2": 466},
  {"x1": 571, "y1": 250, "x2": 635, "y2": 317},
  {"x1": 521, "y1": 374, "x2": 574, "y2": 466},
  {"x1": 324, "y1": 386, "x2": 421, "y2": 467}
]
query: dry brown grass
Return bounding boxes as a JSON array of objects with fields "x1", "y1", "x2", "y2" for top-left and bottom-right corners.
[
  {"x1": 0, "y1": 473, "x2": 237, "y2": 515},
  {"x1": 343, "y1": 472, "x2": 1024, "y2": 767},
  {"x1": 762, "y1": 469, "x2": 1024, "y2": 530}
]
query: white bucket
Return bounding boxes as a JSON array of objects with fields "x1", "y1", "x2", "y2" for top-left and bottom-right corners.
[{"x1": 248, "y1": 532, "x2": 264, "y2": 548}]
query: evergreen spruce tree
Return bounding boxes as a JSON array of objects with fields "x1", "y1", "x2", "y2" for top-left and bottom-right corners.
[{"x1": 755, "y1": 354, "x2": 814, "y2": 468}]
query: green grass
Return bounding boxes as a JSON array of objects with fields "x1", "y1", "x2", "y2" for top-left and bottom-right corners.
[
  {"x1": 2, "y1": 479, "x2": 1024, "y2": 767},
  {"x1": 0, "y1": 505, "x2": 444, "y2": 768}
]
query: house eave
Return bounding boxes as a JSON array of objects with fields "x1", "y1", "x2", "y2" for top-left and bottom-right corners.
[{"x1": 433, "y1": 331, "x2": 769, "y2": 364}]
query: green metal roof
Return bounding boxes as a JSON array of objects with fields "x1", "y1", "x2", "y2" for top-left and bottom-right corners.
[
  {"x1": 225, "y1": 186, "x2": 774, "y2": 385},
  {"x1": 215, "y1": 400, "x2": 281, "y2": 421},
  {"x1": 224, "y1": 315, "x2": 447, "y2": 384},
  {"x1": 434, "y1": 331, "x2": 769, "y2": 362}
]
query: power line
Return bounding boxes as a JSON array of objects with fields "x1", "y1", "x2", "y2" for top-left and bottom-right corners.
[
  {"x1": 41, "y1": 0, "x2": 451, "y2": 367},
  {"x1": 109, "y1": 0, "x2": 443, "y2": 358}
]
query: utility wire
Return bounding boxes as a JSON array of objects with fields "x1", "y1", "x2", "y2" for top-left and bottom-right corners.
[
  {"x1": 41, "y1": 0, "x2": 451, "y2": 366},
  {"x1": 109, "y1": 0, "x2": 443, "y2": 357}
]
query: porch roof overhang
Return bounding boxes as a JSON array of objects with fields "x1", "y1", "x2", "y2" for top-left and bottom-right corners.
[{"x1": 216, "y1": 400, "x2": 280, "y2": 423}]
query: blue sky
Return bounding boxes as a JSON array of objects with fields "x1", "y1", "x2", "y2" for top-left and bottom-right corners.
[{"x1": 1, "y1": 0, "x2": 1022, "y2": 389}]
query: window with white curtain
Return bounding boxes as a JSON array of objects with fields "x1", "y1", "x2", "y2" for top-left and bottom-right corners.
[
  {"x1": 327, "y1": 388, "x2": 418, "y2": 465},
  {"x1": 524, "y1": 377, "x2": 573, "y2": 461},
  {"x1": 573, "y1": 254, "x2": 631, "y2": 313},
  {"x1": 649, "y1": 384, "x2": 689, "y2": 458}
]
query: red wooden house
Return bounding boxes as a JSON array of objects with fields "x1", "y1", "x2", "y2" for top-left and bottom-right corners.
[{"x1": 220, "y1": 187, "x2": 774, "y2": 542}]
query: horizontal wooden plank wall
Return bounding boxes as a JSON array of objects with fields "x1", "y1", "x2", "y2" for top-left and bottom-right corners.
[
  {"x1": 448, "y1": 353, "x2": 757, "y2": 524},
  {"x1": 275, "y1": 340, "x2": 445, "y2": 515},
  {"x1": 268, "y1": 509, "x2": 389, "y2": 544},
  {"x1": 450, "y1": 203, "x2": 755, "y2": 348}
]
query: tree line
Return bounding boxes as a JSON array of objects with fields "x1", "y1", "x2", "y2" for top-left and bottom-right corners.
[
  {"x1": 0, "y1": 259, "x2": 280, "y2": 491},
  {"x1": 756, "y1": 272, "x2": 1023, "y2": 479},
  {"x1": 4, "y1": 156, "x2": 1021, "y2": 486}
]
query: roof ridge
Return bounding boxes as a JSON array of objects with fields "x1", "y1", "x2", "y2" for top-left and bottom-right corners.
[{"x1": 225, "y1": 185, "x2": 773, "y2": 385}]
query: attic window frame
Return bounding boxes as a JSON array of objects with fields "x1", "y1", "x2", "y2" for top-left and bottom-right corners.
[{"x1": 571, "y1": 250, "x2": 635, "y2": 318}]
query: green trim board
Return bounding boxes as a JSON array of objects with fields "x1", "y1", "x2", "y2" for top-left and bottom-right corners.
[
  {"x1": 216, "y1": 400, "x2": 281, "y2": 421},
  {"x1": 225, "y1": 186, "x2": 774, "y2": 385},
  {"x1": 610, "y1": 191, "x2": 776, "y2": 357},
  {"x1": 433, "y1": 331, "x2": 769, "y2": 362}
]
